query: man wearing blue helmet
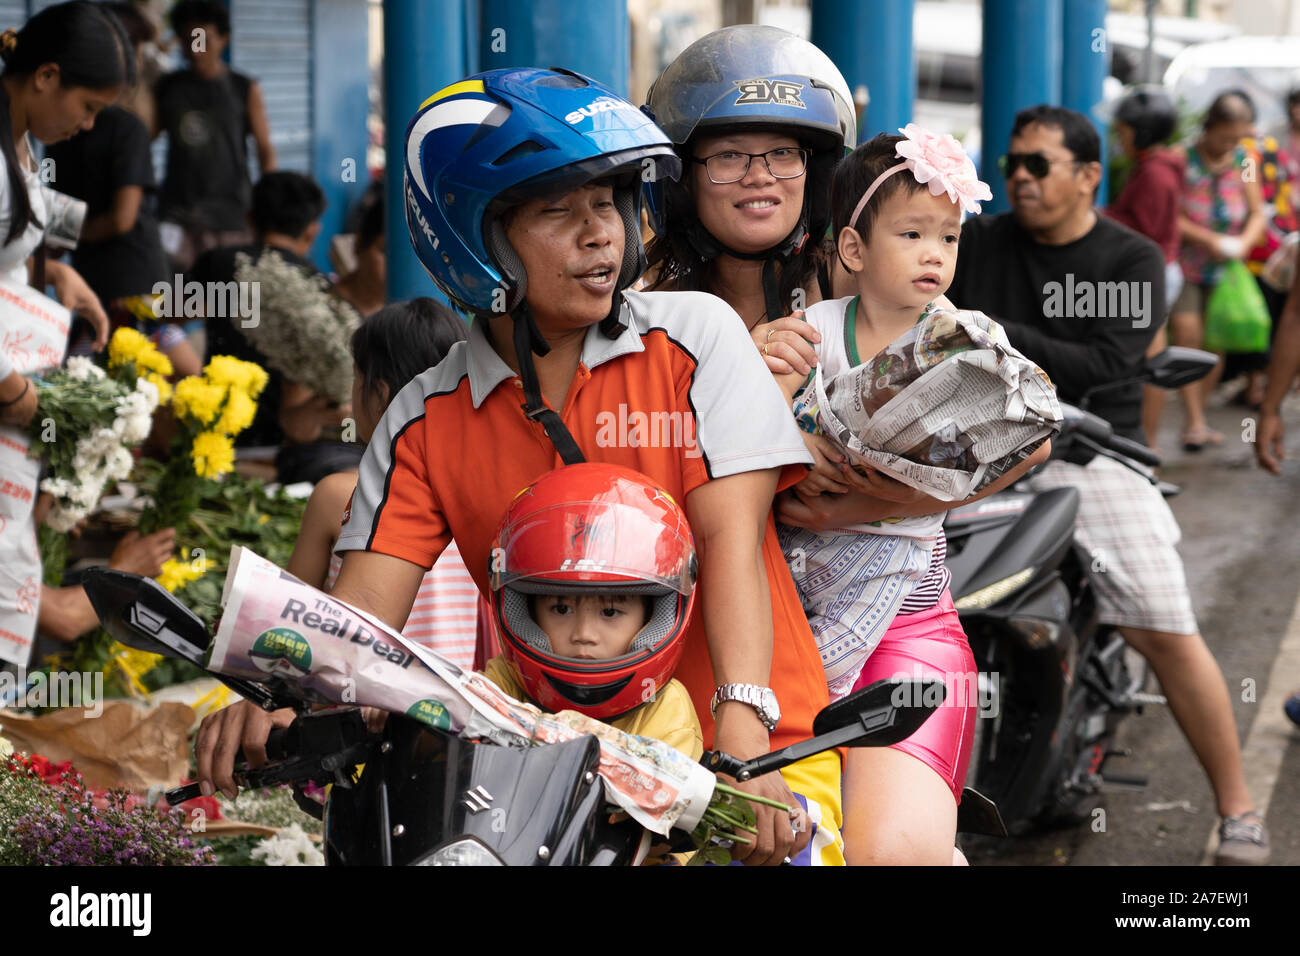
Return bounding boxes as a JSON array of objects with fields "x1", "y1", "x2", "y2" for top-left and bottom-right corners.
[{"x1": 196, "y1": 68, "x2": 845, "y2": 865}]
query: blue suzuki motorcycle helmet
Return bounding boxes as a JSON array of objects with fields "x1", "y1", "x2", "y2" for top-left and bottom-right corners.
[
  {"x1": 642, "y1": 25, "x2": 856, "y2": 261},
  {"x1": 404, "y1": 68, "x2": 681, "y2": 318}
]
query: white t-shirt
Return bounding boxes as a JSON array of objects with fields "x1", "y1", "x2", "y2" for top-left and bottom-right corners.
[{"x1": 796, "y1": 295, "x2": 944, "y2": 539}]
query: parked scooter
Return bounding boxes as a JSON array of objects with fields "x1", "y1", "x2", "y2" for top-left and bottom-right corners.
[
  {"x1": 944, "y1": 348, "x2": 1217, "y2": 831},
  {"x1": 82, "y1": 565, "x2": 948, "y2": 865}
]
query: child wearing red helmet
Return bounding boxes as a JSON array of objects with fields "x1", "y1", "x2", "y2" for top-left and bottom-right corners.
[{"x1": 484, "y1": 463, "x2": 703, "y2": 760}]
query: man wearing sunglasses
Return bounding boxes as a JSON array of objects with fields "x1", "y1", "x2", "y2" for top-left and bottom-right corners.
[{"x1": 948, "y1": 105, "x2": 1269, "y2": 866}]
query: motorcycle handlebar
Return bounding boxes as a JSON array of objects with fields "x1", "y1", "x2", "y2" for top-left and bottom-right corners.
[
  {"x1": 1058, "y1": 403, "x2": 1161, "y2": 471},
  {"x1": 1107, "y1": 433, "x2": 1161, "y2": 469},
  {"x1": 165, "y1": 725, "x2": 298, "y2": 807}
]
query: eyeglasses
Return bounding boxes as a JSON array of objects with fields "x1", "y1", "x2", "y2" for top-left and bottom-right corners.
[
  {"x1": 997, "y1": 152, "x2": 1082, "y2": 179},
  {"x1": 691, "y1": 147, "x2": 810, "y2": 184}
]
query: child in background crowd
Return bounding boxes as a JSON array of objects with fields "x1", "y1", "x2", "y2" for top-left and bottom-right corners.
[{"x1": 287, "y1": 298, "x2": 479, "y2": 668}]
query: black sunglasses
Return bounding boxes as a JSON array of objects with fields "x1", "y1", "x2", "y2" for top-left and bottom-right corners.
[{"x1": 997, "y1": 152, "x2": 1082, "y2": 179}]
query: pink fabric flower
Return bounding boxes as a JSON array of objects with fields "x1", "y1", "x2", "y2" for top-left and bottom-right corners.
[{"x1": 894, "y1": 123, "x2": 992, "y2": 214}]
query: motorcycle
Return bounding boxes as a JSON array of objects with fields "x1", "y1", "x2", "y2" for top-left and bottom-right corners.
[
  {"x1": 82, "y1": 564, "x2": 958, "y2": 865},
  {"x1": 944, "y1": 347, "x2": 1218, "y2": 832}
]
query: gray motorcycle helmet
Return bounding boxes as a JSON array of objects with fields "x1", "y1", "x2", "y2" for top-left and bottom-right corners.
[{"x1": 642, "y1": 24, "x2": 856, "y2": 249}]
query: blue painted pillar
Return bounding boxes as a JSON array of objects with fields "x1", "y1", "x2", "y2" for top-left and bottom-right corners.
[
  {"x1": 383, "y1": 0, "x2": 469, "y2": 302},
  {"x1": 310, "y1": 0, "x2": 371, "y2": 271},
  {"x1": 811, "y1": 0, "x2": 914, "y2": 143},
  {"x1": 981, "y1": 0, "x2": 1063, "y2": 214},
  {"x1": 478, "y1": 0, "x2": 628, "y2": 97},
  {"x1": 1061, "y1": 0, "x2": 1110, "y2": 206}
]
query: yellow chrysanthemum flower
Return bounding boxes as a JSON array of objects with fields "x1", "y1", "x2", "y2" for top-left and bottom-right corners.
[
  {"x1": 216, "y1": 386, "x2": 257, "y2": 436},
  {"x1": 137, "y1": 345, "x2": 174, "y2": 378},
  {"x1": 191, "y1": 429, "x2": 236, "y2": 479},
  {"x1": 156, "y1": 555, "x2": 211, "y2": 592},
  {"x1": 172, "y1": 376, "x2": 225, "y2": 426},
  {"x1": 110, "y1": 643, "x2": 163, "y2": 696},
  {"x1": 205, "y1": 355, "x2": 269, "y2": 399},
  {"x1": 157, "y1": 559, "x2": 194, "y2": 592},
  {"x1": 146, "y1": 373, "x2": 173, "y2": 406},
  {"x1": 108, "y1": 327, "x2": 149, "y2": 370}
]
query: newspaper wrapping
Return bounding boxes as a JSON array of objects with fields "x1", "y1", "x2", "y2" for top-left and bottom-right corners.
[
  {"x1": 209, "y1": 547, "x2": 713, "y2": 835},
  {"x1": 812, "y1": 308, "x2": 1062, "y2": 501}
]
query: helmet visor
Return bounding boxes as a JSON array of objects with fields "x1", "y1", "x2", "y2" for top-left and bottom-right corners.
[{"x1": 493, "y1": 499, "x2": 696, "y2": 596}]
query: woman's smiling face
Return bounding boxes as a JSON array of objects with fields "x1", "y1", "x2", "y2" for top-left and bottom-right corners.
[{"x1": 689, "y1": 130, "x2": 807, "y2": 254}]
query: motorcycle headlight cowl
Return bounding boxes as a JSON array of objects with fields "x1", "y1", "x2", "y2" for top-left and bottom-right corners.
[{"x1": 412, "y1": 837, "x2": 506, "y2": 867}]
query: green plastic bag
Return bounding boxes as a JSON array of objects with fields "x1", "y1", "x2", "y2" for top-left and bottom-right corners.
[{"x1": 1204, "y1": 260, "x2": 1271, "y2": 353}]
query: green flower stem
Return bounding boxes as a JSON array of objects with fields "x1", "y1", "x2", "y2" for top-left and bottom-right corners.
[{"x1": 712, "y1": 781, "x2": 796, "y2": 814}]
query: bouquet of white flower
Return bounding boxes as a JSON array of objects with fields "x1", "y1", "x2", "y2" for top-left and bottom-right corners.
[
  {"x1": 28, "y1": 332, "x2": 170, "y2": 533},
  {"x1": 233, "y1": 248, "x2": 360, "y2": 404}
]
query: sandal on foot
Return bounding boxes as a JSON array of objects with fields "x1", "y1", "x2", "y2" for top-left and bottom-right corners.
[{"x1": 1181, "y1": 427, "x2": 1224, "y2": 452}]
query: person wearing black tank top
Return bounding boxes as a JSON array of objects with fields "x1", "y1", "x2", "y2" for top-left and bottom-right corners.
[{"x1": 152, "y1": 1, "x2": 275, "y2": 272}]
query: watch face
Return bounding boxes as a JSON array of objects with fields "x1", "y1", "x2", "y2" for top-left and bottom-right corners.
[{"x1": 761, "y1": 688, "x2": 780, "y2": 724}]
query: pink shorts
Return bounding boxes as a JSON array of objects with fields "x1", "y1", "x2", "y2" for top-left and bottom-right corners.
[{"x1": 850, "y1": 590, "x2": 976, "y2": 803}]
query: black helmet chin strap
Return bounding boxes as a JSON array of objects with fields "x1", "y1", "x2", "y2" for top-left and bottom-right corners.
[
  {"x1": 686, "y1": 213, "x2": 809, "y2": 325},
  {"x1": 511, "y1": 304, "x2": 587, "y2": 466}
]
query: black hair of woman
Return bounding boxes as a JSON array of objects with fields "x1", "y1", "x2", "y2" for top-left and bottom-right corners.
[
  {"x1": 350, "y1": 297, "x2": 467, "y2": 406},
  {"x1": 0, "y1": 1, "x2": 135, "y2": 243}
]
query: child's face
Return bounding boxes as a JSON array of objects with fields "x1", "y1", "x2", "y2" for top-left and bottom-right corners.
[
  {"x1": 854, "y1": 187, "x2": 960, "y2": 311},
  {"x1": 534, "y1": 594, "x2": 648, "y2": 660}
]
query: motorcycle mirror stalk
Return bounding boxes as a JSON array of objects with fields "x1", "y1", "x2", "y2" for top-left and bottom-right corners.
[
  {"x1": 700, "y1": 678, "x2": 945, "y2": 781},
  {"x1": 1077, "y1": 346, "x2": 1217, "y2": 411}
]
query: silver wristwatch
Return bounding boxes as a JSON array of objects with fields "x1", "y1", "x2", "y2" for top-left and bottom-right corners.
[{"x1": 710, "y1": 683, "x2": 780, "y2": 732}]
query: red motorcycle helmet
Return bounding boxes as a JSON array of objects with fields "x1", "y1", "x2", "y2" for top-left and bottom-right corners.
[{"x1": 489, "y1": 464, "x2": 697, "y2": 721}]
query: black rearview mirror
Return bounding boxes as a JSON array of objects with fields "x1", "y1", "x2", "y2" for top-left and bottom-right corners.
[
  {"x1": 813, "y1": 677, "x2": 946, "y2": 747},
  {"x1": 81, "y1": 567, "x2": 286, "y2": 711},
  {"x1": 82, "y1": 567, "x2": 211, "y2": 665},
  {"x1": 1143, "y1": 347, "x2": 1218, "y2": 390}
]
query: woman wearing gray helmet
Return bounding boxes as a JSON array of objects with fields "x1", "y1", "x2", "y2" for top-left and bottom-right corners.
[
  {"x1": 643, "y1": 26, "x2": 854, "y2": 338},
  {"x1": 644, "y1": 26, "x2": 976, "y2": 865}
]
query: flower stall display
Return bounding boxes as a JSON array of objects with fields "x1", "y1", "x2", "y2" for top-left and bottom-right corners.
[
  {"x1": 29, "y1": 330, "x2": 169, "y2": 535},
  {"x1": 0, "y1": 748, "x2": 213, "y2": 866},
  {"x1": 138, "y1": 354, "x2": 269, "y2": 535}
]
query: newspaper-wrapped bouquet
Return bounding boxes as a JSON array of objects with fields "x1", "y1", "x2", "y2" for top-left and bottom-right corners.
[{"x1": 810, "y1": 308, "x2": 1062, "y2": 502}]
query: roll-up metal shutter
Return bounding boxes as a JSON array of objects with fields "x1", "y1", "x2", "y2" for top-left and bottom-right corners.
[{"x1": 230, "y1": 0, "x2": 313, "y2": 175}]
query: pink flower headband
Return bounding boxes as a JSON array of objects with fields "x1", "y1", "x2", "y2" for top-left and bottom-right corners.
[{"x1": 848, "y1": 124, "x2": 993, "y2": 230}]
